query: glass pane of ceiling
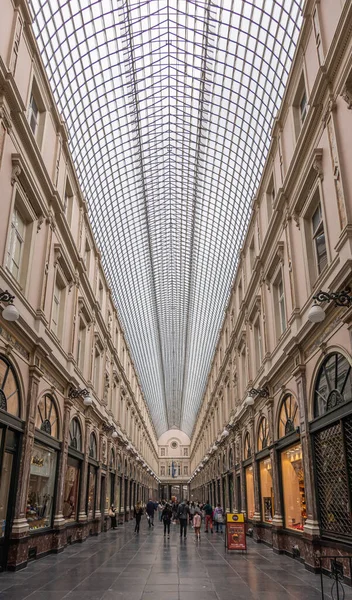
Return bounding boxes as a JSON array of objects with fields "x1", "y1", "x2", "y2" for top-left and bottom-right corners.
[{"x1": 29, "y1": 0, "x2": 303, "y2": 438}]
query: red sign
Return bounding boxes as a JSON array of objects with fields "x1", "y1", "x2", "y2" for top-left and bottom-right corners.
[{"x1": 226, "y1": 521, "x2": 246, "y2": 551}]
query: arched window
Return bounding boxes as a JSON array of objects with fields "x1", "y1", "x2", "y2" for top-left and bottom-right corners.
[
  {"x1": 89, "y1": 432, "x2": 97, "y2": 459},
  {"x1": 314, "y1": 353, "x2": 352, "y2": 418},
  {"x1": 69, "y1": 418, "x2": 82, "y2": 451},
  {"x1": 229, "y1": 448, "x2": 234, "y2": 469},
  {"x1": 279, "y1": 395, "x2": 299, "y2": 438},
  {"x1": 0, "y1": 355, "x2": 20, "y2": 417},
  {"x1": 36, "y1": 395, "x2": 59, "y2": 437},
  {"x1": 258, "y1": 416, "x2": 269, "y2": 451},
  {"x1": 223, "y1": 453, "x2": 227, "y2": 471},
  {"x1": 244, "y1": 432, "x2": 251, "y2": 459},
  {"x1": 110, "y1": 447, "x2": 115, "y2": 469}
]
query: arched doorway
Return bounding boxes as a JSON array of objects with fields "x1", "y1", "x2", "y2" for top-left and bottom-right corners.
[{"x1": 0, "y1": 355, "x2": 23, "y2": 570}]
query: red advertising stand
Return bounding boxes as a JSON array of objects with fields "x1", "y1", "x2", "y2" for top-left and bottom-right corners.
[{"x1": 225, "y1": 513, "x2": 247, "y2": 552}]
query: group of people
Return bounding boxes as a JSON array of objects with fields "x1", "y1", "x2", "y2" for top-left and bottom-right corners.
[{"x1": 124, "y1": 499, "x2": 225, "y2": 541}]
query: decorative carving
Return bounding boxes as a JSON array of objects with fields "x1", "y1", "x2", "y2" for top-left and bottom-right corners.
[
  {"x1": 11, "y1": 164, "x2": 21, "y2": 186},
  {"x1": 321, "y1": 96, "x2": 337, "y2": 127},
  {"x1": 37, "y1": 215, "x2": 44, "y2": 233},
  {"x1": 342, "y1": 82, "x2": 352, "y2": 109},
  {"x1": 312, "y1": 154, "x2": 323, "y2": 178},
  {"x1": 0, "y1": 102, "x2": 12, "y2": 131}
]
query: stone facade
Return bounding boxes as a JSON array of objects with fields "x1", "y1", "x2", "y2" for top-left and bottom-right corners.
[
  {"x1": 190, "y1": 0, "x2": 352, "y2": 574},
  {"x1": 0, "y1": 0, "x2": 159, "y2": 571}
]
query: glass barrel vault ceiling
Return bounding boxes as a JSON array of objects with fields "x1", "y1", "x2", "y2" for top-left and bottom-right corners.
[{"x1": 29, "y1": 0, "x2": 303, "y2": 438}]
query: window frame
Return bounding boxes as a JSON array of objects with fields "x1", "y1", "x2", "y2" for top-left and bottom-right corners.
[
  {"x1": 301, "y1": 183, "x2": 329, "y2": 288},
  {"x1": 5, "y1": 186, "x2": 36, "y2": 292},
  {"x1": 27, "y1": 77, "x2": 46, "y2": 148},
  {"x1": 272, "y1": 267, "x2": 287, "y2": 340}
]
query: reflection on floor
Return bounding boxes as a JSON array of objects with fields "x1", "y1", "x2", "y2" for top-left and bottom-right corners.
[{"x1": 0, "y1": 519, "x2": 351, "y2": 600}]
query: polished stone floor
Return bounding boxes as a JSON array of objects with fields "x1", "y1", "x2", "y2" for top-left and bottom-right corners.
[{"x1": 0, "y1": 519, "x2": 351, "y2": 600}]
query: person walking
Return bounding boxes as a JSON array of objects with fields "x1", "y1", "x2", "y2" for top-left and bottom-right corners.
[
  {"x1": 134, "y1": 501, "x2": 143, "y2": 533},
  {"x1": 204, "y1": 500, "x2": 214, "y2": 533},
  {"x1": 158, "y1": 500, "x2": 164, "y2": 522},
  {"x1": 189, "y1": 501, "x2": 195, "y2": 526},
  {"x1": 146, "y1": 498, "x2": 155, "y2": 528},
  {"x1": 162, "y1": 502, "x2": 172, "y2": 538},
  {"x1": 108, "y1": 504, "x2": 117, "y2": 530},
  {"x1": 214, "y1": 502, "x2": 224, "y2": 533},
  {"x1": 193, "y1": 510, "x2": 201, "y2": 541},
  {"x1": 177, "y1": 499, "x2": 190, "y2": 539}
]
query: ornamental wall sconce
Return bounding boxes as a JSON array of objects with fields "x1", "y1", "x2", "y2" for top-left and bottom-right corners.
[
  {"x1": 0, "y1": 290, "x2": 20, "y2": 322},
  {"x1": 308, "y1": 289, "x2": 352, "y2": 323},
  {"x1": 245, "y1": 386, "x2": 269, "y2": 406},
  {"x1": 102, "y1": 423, "x2": 118, "y2": 438},
  {"x1": 68, "y1": 387, "x2": 92, "y2": 406}
]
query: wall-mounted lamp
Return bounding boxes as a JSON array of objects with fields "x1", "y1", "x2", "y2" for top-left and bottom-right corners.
[
  {"x1": 244, "y1": 386, "x2": 269, "y2": 406},
  {"x1": 68, "y1": 387, "x2": 92, "y2": 406},
  {"x1": 308, "y1": 289, "x2": 352, "y2": 323},
  {"x1": 102, "y1": 423, "x2": 117, "y2": 437},
  {"x1": 0, "y1": 291, "x2": 19, "y2": 322},
  {"x1": 248, "y1": 386, "x2": 269, "y2": 398}
]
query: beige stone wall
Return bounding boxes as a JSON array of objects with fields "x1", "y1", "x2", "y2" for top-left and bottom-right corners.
[
  {"x1": 189, "y1": 0, "x2": 352, "y2": 542},
  {"x1": 0, "y1": 0, "x2": 159, "y2": 549}
]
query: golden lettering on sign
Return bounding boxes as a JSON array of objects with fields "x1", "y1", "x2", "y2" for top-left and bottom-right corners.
[{"x1": 31, "y1": 455, "x2": 44, "y2": 467}]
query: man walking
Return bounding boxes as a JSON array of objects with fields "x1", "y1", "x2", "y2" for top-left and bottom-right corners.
[
  {"x1": 177, "y1": 499, "x2": 190, "y2": 539},
  {"x1": 146, "y1": 498, "x2": 155, "y2": 528}
]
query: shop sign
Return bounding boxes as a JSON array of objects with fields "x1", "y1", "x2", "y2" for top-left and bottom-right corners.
[{"x1": 226, "y1": 513, "x2": 246, "y2": 551}]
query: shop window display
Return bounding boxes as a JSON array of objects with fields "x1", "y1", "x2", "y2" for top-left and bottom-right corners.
[
  {"x1": 63, "y1": 456, "x2": 80, "y2": 521},
  {"x1": 0, "y1": 355, "x2": 20, "y2": 417},
  {"x1": 281, "y1": 444, "x2": 306, "y2": 531},
  {"x1": 245, "y1": 466, "x2": 255, "y2": 520},
  {"x1": 87, "y1": 465, "x2": 96, "y2": 515},
  {"x1": 26, "y1": 443, "x2": 57, "y2": 530},
  {"x1": 259, "y1": 458, "x2": 274, "y2": 523}
]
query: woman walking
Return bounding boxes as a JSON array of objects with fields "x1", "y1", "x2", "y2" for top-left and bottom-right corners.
[
  {"x1": 134, "y1": 501, "x2": 143, "y2": 533},
  {"x1": 193, "y1": 511, "x2": 201, "y2": 541},
  {"x1": 162, "y1": 503, "x2": 172, "y2": 538},
  {"x1": 214, "y1": 502, "x2": 224, "y2": 533}
]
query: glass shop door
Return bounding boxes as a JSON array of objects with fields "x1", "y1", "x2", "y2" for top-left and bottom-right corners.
[{"x1": 0, "y1": 428, "x2": 20, "y2": 571}]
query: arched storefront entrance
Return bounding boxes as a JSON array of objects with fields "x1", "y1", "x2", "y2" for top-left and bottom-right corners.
[{"x1": 0, "y1": 356, "x2": 23, "y2": 571}]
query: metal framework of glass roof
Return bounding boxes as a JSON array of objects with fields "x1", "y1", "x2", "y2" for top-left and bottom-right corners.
[{"x1": 29, "y1": 0, "x2": 302, "y2": 438}]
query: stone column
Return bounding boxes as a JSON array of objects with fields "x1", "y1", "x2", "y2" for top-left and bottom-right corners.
[
  {"x1": 78, "y1": 417, "x2": 91, "y2": 522},
  {"x1": 293, "y1": 365, "x2": 320, "y2": 537},
  {"x1": 267, "y1": 399, "x2": 283, "y2": 527},
  {"x1": 53, "y1": 398, "x2": 73, "y2": 528},
  {"x1": 233, "y1": 472, "x2": 239, "y2": 513},
  {"x1": 94, "y1": 433, "x2": 103, "y2": 523},
  {"x1": 224, "y1": 474, "x2": 230, "y2": 512},
  {"x1": 9, "y1": 364, "x2": 43, "y2": 568},
  {"x1": 251, "y1": 416, "x2": 261, "y2": 522}
]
